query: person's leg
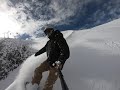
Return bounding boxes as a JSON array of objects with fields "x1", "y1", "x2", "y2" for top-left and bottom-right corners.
[
  {"x1": 32, "y1": 60, "x2": 50, "y2": 85},
  {"x1": 43, "y1": 67, "x2": 59, "y2": 90},
  {"x1": 26, "y1": 83, "x2": 39, "y2": 90}
]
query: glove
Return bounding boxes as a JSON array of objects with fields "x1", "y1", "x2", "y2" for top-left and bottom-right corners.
[
  {"x1": 48, "y1": 60, "x2": 61, "y2": 68},
  {"x1": 48, "y1": 61, "x2": 55, "y2": 67},
  {"x1": 55, "y1": 61, "x2": 61, "y2": 66},
  {"x1": 35, "y1": 52, "x2": 40, "y2": 56},
  {"x1": 54, "y1": 61, "x2": 63, "y2": 70}
]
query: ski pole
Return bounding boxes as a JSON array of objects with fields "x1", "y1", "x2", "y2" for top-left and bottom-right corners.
[{"x1": 58, "y1": 68, "x2": 69, "y2": 90}]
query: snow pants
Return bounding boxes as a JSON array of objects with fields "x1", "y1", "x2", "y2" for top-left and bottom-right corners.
[{"x1": 32, "y1": 60, "x2": 59, "y2": 90}]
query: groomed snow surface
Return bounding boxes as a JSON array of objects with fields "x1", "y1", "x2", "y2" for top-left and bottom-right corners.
[{"x1": 2, "y1": 19, "x2": 120, "y2": 90}]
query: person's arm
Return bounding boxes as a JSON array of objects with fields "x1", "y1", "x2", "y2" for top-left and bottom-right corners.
[{"x1": 35, "y1": 43, "x2": 47, "y2": 56}]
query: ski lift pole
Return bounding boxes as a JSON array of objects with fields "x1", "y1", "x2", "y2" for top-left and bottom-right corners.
[{"x1": 58, "y1": 68, "x2": 69, "y2": 90}]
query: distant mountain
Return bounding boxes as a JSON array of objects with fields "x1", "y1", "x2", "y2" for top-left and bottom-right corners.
[
  {"x1": 9, "y1": 0, "x2": 120, "y2": 30},
  {"x1": 0, "y1": 38, "x2": 35, "y2": 80}
]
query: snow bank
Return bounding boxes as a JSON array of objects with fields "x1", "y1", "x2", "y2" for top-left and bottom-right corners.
[{"x1": 5, "y1": 53, "x2": 47, "y2": 90}]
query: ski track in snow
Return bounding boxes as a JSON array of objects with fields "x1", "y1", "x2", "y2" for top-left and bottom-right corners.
[{"x1": 2, "y1": 19, "x2": 120, "y2": 90}]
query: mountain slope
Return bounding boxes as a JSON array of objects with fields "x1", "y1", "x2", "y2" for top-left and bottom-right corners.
[{"x1": 3, "y1": 19, "x2": 120, "y2": 90}]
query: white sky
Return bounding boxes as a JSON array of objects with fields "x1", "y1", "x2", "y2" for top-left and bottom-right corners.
[
  {"x1": 0, "y1": 0, "x2": 22, "y2": 38},
  {"x1": 0, "y1": 0, "x2": 41, "y2": 38},
  {"x1": 0, "y1": 12, "x2": 21, "y2": 37}
]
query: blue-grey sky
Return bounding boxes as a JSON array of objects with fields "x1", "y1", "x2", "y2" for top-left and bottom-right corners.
[{"x1": 0, "y1": 0, "x2": 120, "y2": 39}]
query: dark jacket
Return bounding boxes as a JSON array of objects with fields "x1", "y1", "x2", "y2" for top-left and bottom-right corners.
[{"x1": 35, "y1": 30, "x2": 70, "y2": 64}]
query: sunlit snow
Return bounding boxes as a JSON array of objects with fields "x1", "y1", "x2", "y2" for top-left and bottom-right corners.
[{"x1": 1, "y1": 19, "x2": 120, "y2": 90}]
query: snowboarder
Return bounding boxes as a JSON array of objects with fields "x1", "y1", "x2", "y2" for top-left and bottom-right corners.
[{"x1": 32, "y1": 27, "x2": 70, "y2": 90}]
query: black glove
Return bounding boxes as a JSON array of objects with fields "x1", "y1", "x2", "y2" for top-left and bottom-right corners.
[
  {"x1": 55, "y1": 61, "x2": 64, "y2": 70},
  {"x1": 58, "y1": 59, "x2": 66, "y2": 65},
  {"x1": 35, "y1": 52, "x2": 40, "y2": 56},
  {"x1": 48, "y1": 60, "x2": 63, "y2": 70},
  {"x1": 48, "y1": 61, "x2": 55, "y2": 67}
]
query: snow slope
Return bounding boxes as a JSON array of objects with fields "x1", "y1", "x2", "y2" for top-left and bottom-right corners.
[{"x1": 4, "y1": 19, "x2": 120, "y2": 90}]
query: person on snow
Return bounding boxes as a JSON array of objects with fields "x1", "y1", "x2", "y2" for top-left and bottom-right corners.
[{"x1": 32, "y1": 27, "x2": 70, "y2": 90}]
